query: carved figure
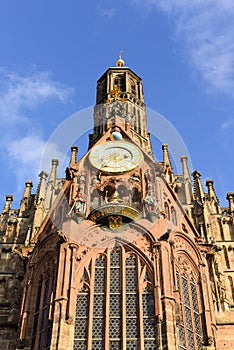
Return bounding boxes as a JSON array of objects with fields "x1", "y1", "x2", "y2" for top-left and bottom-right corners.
[
  {"x1": 67, "y1": 191, "x2": 87, "y2": 218},
  {"x1": 144, "y1": 194, "x2": 158, "y2": 212},
  {"x1": 145, "y1": 169, "x2": 154, "y2": 183},
  {"x1": 73, "y1": 192, "x2": 87, "y2": 215}
]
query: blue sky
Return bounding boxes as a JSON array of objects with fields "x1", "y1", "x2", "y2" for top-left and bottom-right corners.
[{"x1": 0, "y1": 0, "x2": 234, "y2": 208}]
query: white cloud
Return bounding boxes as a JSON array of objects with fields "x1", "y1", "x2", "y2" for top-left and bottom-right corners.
[
  {"x1": 7, "y1": 135, "x2": 67, "y2": 190},
  {"x1": 0, "y1": 68, "x2": 73, "y2": 193},
  {"x1": 131, "y1": 0, "x2": 234, "y2": 96},
  {"x1": 0, "y1": 69, "x2": 71, "y2": 123},
  {"x1": 97, "y1": 5, "x2": 117, "y2": 19}
]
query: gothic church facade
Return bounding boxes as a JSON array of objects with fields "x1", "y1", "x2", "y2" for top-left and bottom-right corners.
[{"x1": 0, "y1": 57, "x2": 234, "y2": 349}]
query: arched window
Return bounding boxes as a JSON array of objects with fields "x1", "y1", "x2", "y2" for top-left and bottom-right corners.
[
  {"x1": 138, "y1": 110, "x2": 141, "y2": 133},
  {"x1": 114, "y1": 74, "x2": 125, "y2": 92},
  {"x1": 137, "y1": 82, "x2": 141, "y2": 99},
  {"x1": 73, "y1": 246, "x2": 157, "y2": 350},
  {"x1": 131, "y1": 83, "x2": 136, "y2": 96},
  {"x1": 228, "y1": 276, "x2": 234, "y2": 303},
  {"x1": 171, "y1": 207, "x2": 177, "y2": 225},
  {"x1": 31, "y1": 276, "x2": 42, "y2": 349},
  {"x1": 74, "y1": 285, "x2": 89, "y2": 349},
  {"x1": 223, "y1": 246, "x2": 230, "y2": 269},
  {"x1": 31, "y1": 274, "x2": 53, "y2": 350},
  {"x1": 165, "y1": 203, "x2": 170, "y2": 220},
  {"x1": 176, "y1": 272, "x2": 203, "y2": 350}
]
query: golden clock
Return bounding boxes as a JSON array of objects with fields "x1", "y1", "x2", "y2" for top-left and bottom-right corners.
[{"x1": 89, "y1": 141, "x2": 142, "y2": 173}]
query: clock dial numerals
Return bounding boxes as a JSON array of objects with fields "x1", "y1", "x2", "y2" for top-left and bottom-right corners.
[{"x1": 89, "y1": 141, "x2": 142, "y2": 173}]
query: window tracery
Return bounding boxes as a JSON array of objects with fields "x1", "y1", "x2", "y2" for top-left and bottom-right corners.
[
  {"x1": 31, "y1": 270, "x2": 54, "y2": 350},
  {"x1": 73, "y1": 246, "x2": 157, "y2": 349},
  {"x1": 31, "y1": 276, "x2": 42, "y2": 349},
  {"x1": 176, "y1": 268, "x2": 203, "y2": 350}
]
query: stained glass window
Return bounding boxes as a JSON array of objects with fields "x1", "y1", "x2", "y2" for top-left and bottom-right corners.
[
  {"x1": 31, "y1": 276, "x2": 42, "y2": 349},
  {"x1": 31, "y1": 275, "x2": 52, "y2": 350},
  {"x1": 110, "y1": 248, "x2": 122, "y2": 346},
  {"x1": 143, "y1": 285, "x2": 157, "y2": 347},
  {"x1": 39, "y1": 278, "x2": 50, "y2": 349},
  {"x1": 92, "y1": 255, "x2": 106, "y2": 348},
  {"x1": 73, "y1": 286, "x2": 89, "y2": 350},
  {"x1": 177, "y1": 272, "x2": 203, "y2": 350},
  {"x1": 74, "y1": 246, "x2": 157, "y2": 349},
  {"x1": 125, "y1": 255, "x2": 139, "y2": 347},
  {"x1": 190, "y1": 280, "x2": 203, "y2": 349}
]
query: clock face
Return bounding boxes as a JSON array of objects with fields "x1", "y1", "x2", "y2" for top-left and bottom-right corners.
[{"x1": 89, "y1": 141, "x2": 142, "y2": 173}]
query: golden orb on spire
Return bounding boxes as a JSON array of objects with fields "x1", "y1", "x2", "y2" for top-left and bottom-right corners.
[{"x1": 116, "y1": 50, "x2": 124, "y2": 67}]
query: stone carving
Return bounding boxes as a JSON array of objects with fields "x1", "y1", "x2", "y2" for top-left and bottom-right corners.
[
  {"x1": 91, "y1": 173, "x2": 100, "y2": 186},
  {"x1": 210, "y1": 281, "x2": 218, "y2": 311},
  {"x1": 109, "y1": 100, "x2": 125, "y2": 117},
  {"x1": 133, "y1": 234, "x2": 153, "y2": 260},
  {"x1": 174, "y1": 236, "x2": 198, "y2": 264},
  {"x1": 67, "y1": 191, "x2": 87, "y2": 219},
  {"x1": 78, "y1": 174, "x2": 86, "y2": 194},
  {"x1": 96, "y1": 179, "x2": 122, "y2": 203},
  {"x1": 72, "y1": 192, "x2": 87, "y2": 215},
  {"x1": 90, "y1": 189, "x2": 101, "y2": 210},
  {"x1": 144, "y1": 193, "x2": 158, "y2": 213},
  {"x1": 145, "y1": 169, "x2": 154, "y2": 183},
  {"x1": 108, "y1": 216, "x2": 122, "y2": 230},
  {"x1": 71, "y1": 244, "x2": 88, "y2": 262},
  {"x1": 65, "y1": 167, "x2": 78, "y2": 180}
]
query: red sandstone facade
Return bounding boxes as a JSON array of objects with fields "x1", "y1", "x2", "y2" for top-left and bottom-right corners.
[{"x1": 0, "y1": 57, "x2": 234, "y2": 349}]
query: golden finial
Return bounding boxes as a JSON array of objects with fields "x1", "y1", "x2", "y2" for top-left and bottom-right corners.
[{"x1": 116, "y1": 50, "x2": 124, "y2": 67}]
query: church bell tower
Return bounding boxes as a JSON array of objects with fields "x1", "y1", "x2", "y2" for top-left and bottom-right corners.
[{"x1": 89, "y1": 52, "x2": 152, "y2": 156}]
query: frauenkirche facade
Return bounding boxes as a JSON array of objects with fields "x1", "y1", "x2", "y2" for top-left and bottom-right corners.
[{"x1": 0, "y1": 56, "x2": 234, "y2": 349}]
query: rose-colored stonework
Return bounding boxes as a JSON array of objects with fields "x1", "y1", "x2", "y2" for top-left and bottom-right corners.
[{"x1": 0, "y1": 60, "x2": 233, "y2": 349}]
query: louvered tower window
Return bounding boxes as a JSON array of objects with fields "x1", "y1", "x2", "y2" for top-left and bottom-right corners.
[
  {"x1": 73, "y1": 246, "x2": 157, "y2": 350},
  {"x1": 114, "y1": 74, "x2": 125, "y2": 92},
  {"x1": 176, "y1": 272, "x2": 203, "y2": 350}
]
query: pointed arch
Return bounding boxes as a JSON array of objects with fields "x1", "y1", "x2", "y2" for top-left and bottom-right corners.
[
  {"x1": 173, "y1": 232, "x2": 205, "y2": 350},
  {"x1": 72, "y1": 239, "x2": 158, "y2": 350},
  {"x1": 176, "y1": 271, "x2": 203, "y2": 350},
  {"x1": 228, "y1": 276, "x2": 234, "y2": 303},
  {"x1": 165, "y1": 202, "x2": 170, "y2": 220},
  {"x1": 28, "y1": 252, "x2": 56, "y2": 350},
  {"x1": 19, "y1": 233, "x2": 59, "y2": 350},
  {"x1": 173, "y1": 231, "x2": 204, "y2": 267},
  {"x1": 171, "y1": 206, "x2": 177, "y2": 225},
  {"x1": 223, "y1": 245, "x2": 230, "y2": 269}
]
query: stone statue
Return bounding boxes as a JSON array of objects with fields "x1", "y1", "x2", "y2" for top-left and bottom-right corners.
[{"x1": 144, "y1": 194, "x2": 158, "y2": 212}]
